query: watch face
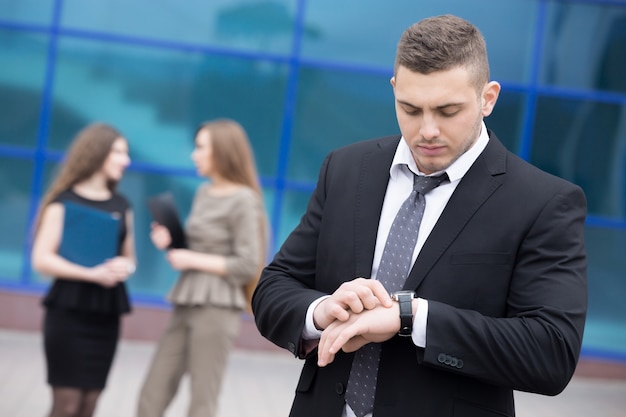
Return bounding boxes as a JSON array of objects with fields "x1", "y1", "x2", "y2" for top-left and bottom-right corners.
[{"x1": 391, "y1": 290, "x2": 415, "y2": 301}]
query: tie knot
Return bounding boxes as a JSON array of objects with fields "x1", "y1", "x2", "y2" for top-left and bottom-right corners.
[{"x1": 413, "y1": 173, "x2": 448, "y2": 195}]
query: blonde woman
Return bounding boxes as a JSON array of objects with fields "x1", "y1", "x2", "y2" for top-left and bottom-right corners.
[
  {"x1": 138, "y1": 119, "x2": 268, "y2": 417},
  {"x1": 31, "y1": 123, "x2": 136, "y2": 417}
]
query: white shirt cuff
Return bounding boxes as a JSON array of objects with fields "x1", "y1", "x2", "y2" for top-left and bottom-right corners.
[
  {"x1": 303, "y1": 295, "x2": 330, "y2": 340},
  {"x1": 411, "y1": 297, "x2": 428, "y2": 347}
]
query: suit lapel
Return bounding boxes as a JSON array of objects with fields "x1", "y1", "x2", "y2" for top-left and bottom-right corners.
[
  {"x1": 403, "y1": 133, "x2": 508, "y2": 290},
  {"x1": 354, "y1": 136, "x2": 400, "y2": 278}
]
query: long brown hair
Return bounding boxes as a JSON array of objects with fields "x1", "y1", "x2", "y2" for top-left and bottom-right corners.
[
  {"x1": 33, "y1": 122, "x2": 124, "y2": 234},
  {"x1": 195, "y1": 119, "x2": 269, "y2": 313}
]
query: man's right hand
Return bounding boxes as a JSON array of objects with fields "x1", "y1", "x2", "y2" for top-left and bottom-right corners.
[{"x1": 312, "y1": 278, "x2": 392, "y2": 331}]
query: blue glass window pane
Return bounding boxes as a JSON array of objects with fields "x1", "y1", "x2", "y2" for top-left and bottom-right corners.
[
  {"x1": 584, "y1": 226, "x2": 626, "y2": 356},
  {"x1": 0, "y1": 157, "x2": 34, "y2": 283},
  {"x1": 46, "y1": 38, "x2": 287, "y2": 176},
  {"x1": 0, "y1": 0, "x2": 53, "y2": 24},
  {"x1": 485, "y1": 90, "x2": 526, "y2": 155},
  {"x1": 288, "y1": 67, "x2": 397, "y2": 182},
  {"x1": 0, "y1": 30, "x2": 48, "y2": 148},
  {"x1": 301, "y1": 0, "x2": 536, "y2": 84},
  {"x1": 541, "y1": 3, "x2": 626, "y2": 93},
  {"x1": 60, "y1": 0, "x2": 298, "y2": 55},
  {"x1": 531, "y1": 96, "x2": 626, "y2": 218},
  {"x1": 277, "y1": 189, "x2": 311, "y2": 248}
]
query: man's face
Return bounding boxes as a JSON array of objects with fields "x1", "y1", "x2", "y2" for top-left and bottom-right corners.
[{"x1": 391, "y1": 66, "x2": 500, "y2": 174}]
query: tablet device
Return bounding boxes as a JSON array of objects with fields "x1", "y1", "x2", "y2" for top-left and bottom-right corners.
[{"x1": 147, "y1": 192, "x2": 187, "y2": 249}]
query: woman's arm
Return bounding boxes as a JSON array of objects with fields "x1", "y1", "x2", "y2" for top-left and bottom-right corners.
[
  {"x1": 120, "y1": 208, "x2": 136, "y2": 264},
  {"x1": 31, "y1": 202, "x2": 132, "y2": 287},
  {"x1": 166, "y1": 249, "x2": 227, "y2": 275}
]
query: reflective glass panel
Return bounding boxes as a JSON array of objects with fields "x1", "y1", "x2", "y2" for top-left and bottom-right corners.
[
  {"x1": 277, "y1": 189, "x2": 312, "y2": 248},
  {"x1": 301, "y1": 0, "x2": 536, "y2": 83},
  {"x1": 485, "y1": 89, "x2": 526, "y2": 154},
  {"x1": 541, "y1": 2, "x2": 626, "y2": 93},
  {"x1": 288, "y1": 67, "x2": 397, "y2": 182},
  {"x1": 531, "y1": 96, "x2": 626, "y2": 218},
  {"x1": 0, "y1": 157, "x2": 34, "y2": 283},
  {"x1": 0, "y1": 30, "x2": 48, "y2": 148},
  {"x1": 584, "y1": 226, "x2": 626, "y2": 355},
  {"x1": 61, "y1": 0, "x2": 298, "y2": 55},
  {"x1": 0, "y1": 0, "x2": 54, "y2": 24},
  {"x1": 46, "y1": 37, "x2": 287, "y2": 176}
]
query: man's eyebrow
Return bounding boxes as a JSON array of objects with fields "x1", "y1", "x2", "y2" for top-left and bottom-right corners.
[{"x1": 396, "y1": 99, "x2": 464, "y2": 110}]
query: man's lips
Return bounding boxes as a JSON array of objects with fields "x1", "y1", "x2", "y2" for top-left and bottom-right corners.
[{"x1": 417, "y1": 144, "x2": 445, "y2": 156}]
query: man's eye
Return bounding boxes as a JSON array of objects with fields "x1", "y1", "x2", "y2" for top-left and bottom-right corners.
[
  {"x1": 441, "y1": 109, "x2": 460, "y2": 117},
  {"x1": 404, "y1": 108, "x2": 420, "y2": 116}
]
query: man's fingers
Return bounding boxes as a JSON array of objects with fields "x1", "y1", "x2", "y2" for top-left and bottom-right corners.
[
  {"x1": 365, "y1": 280, "x2": 393, "y2": 307},
  {"x1": 343, "y1": 291, "x2": 365, "y2": 314},
  {"x1": 318, "y1": 320, "x2": 363, "y2": 366},
  {"x1": 342, "y1": 335, "x2": 369, "y2": 353}
]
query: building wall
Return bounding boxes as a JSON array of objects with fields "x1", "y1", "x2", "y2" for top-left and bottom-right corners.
[{"x1": 1, "y1": 0, "x2": 625, "y2": 361}]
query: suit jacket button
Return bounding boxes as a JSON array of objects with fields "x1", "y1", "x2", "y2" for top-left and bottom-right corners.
[
  {"x1": 444, "y1": 355, "x2": 452, "y2": 365},
  {"x1": 335, "y1": 383, "x2": 345, "y2": 395},
  {"x1": 450, "y1": 357, "x2": 458, "y2": 367},
  {"x1": 456, "y1": 359, "x2": 464, "y2": 369},
  {"x1": 437, "y1": 353, "x2": 446, "y2": 363}
]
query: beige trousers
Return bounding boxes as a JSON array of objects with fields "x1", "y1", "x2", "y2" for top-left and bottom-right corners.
[{"x1": 137, "y1": 303, "x2": 241, "y2": 417}]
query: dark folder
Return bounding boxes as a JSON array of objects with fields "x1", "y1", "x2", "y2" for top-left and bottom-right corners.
[
  {"x1": 59, "y1": 201, "x2": 120, "y2": 267},
  {"x1": 147, "y1": 192, "x2": 187, "y2": 249}
]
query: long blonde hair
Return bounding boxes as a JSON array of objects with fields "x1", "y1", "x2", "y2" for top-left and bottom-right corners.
[
  {"x1": 33, "y1": 123, "x2": 124, "y2": 234},
  {"x1": 196, "y1": 119, "x2": 269, "y2": 313}
]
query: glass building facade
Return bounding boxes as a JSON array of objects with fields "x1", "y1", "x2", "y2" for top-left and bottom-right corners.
[{"x1": 1, "y1": 0, "x2": 625, "y2": 361}]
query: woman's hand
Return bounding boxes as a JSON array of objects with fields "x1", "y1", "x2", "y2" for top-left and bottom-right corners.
[
  {"x1": 90, "y1": 256, "x2": 135, "y2": 287},
  {"x1": 150, "y1": 222, "x2": 172, "y2": 250}
]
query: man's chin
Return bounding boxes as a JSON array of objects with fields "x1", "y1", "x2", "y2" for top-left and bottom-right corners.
[{"x1": 416, "y1": 160, "x2": 448, "y2": 175}]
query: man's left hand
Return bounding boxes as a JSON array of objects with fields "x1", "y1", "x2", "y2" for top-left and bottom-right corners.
[{"x1": 317, "y1": 302, "x2": 399, "y2": 367}]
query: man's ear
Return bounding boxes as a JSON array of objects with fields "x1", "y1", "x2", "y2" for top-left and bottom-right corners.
[{"x1": 481, "y1": 81, "x2": 501, "y2": 117}]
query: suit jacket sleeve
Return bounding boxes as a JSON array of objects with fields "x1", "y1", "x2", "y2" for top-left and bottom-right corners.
[
  {"x1": 423, "y1": 175, "x2": 588, "y2": 396},
  {"x1": 252, "y1": 153, "x2": 333, "y2": 357}
]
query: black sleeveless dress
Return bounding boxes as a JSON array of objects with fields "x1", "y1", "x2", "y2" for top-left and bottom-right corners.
[{"x1": 42, "y1": 189, "x2": 132, "y2": 389}]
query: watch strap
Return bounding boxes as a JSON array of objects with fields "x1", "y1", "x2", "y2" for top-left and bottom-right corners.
[{"x1": 392, "y1": 291, "x2": 414, "y2": 337}]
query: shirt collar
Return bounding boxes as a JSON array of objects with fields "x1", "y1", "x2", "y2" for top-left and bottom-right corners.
[{"x1": 390, "y1": 121, "x2": 490, "y2": 183}]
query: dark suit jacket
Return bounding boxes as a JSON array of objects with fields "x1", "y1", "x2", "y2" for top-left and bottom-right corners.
[{"x1": 252, "y1": 131, "x2": 587, "y2": 417}]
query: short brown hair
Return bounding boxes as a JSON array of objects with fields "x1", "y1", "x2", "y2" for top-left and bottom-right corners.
[{"x1": 394, "y1": 14, "x2": 490, "y2": 91}]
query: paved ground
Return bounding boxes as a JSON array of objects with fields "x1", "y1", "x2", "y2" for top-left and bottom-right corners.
[{"x1": 1, "y1": 329, "x2": 625, "y2": 417}]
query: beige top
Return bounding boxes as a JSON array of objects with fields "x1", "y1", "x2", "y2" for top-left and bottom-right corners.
[{"x1": 167, "y1": 183, "x2": 263, "y2": 308}]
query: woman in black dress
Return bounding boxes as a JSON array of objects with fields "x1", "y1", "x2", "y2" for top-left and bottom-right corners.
[{"x1": 31, "y1": 123, "x2": 136, "y2": 417}]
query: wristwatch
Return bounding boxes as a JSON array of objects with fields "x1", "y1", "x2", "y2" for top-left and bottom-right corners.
[{"x1": 390, "y1": 290, "x2": 416, "y2": 337}]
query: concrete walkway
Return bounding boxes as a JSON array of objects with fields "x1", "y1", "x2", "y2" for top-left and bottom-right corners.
[{"x1": 1, "y1": 329, "x2": 625, "y2": 417}]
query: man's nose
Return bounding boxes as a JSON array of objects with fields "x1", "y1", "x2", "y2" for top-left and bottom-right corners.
[{"x1": 419, "y1": 114, "x2": 440, "y2": 140}]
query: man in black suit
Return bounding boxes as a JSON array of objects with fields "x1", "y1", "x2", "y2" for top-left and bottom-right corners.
[{"x1": 252, "y1": 14, "x2": 587, "y2": 417}]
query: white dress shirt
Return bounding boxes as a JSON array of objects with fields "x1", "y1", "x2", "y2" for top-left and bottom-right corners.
[{"x1": 303, "y1": 123, "x2": 490, "y2": 417}]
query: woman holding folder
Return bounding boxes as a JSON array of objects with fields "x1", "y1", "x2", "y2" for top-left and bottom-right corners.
[
  {"x1": 137, "y1": 119, "x2": 268, "y2": 417},
  {"x1": 31, "y1": 123, "x2": 136, "y2": 417}
]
